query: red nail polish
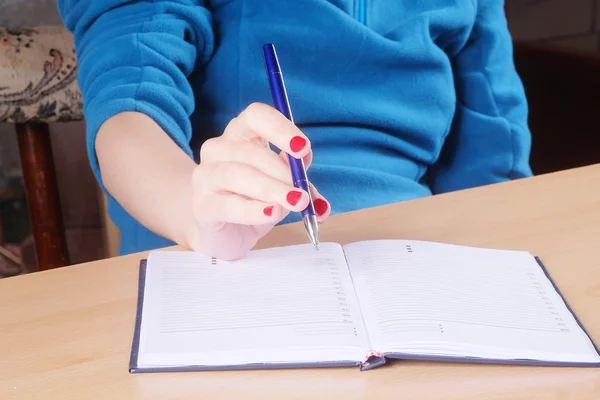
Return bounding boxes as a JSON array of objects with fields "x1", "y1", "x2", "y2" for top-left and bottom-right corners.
[
  {"x1": 289, "y1": 136, "x2": 306, "y2": 153},
  {"x1": 286, "y1": 191, "x2": 303, "y2": 206},
  {"x1": 314, "y1": 198, "x2": 328, "y2": 216},
  {"x1": 263, "y1": 206, "x2": 274, "y2": 216}
]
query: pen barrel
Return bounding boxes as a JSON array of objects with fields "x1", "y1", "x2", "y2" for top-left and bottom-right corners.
[
  {"x1": 263, "y1": 46, "x2": 293, "y2": 121},
  {"x1": 263, "y1": 44, "x2": 316, "y2": 218},
  {"x1": 289, "y1": 158, "x2": 316, "y2": 218}
]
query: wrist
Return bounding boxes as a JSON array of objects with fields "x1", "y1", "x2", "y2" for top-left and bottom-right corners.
[{"x1": 164, "y1": 168, "x2": 199, "y2": 251}]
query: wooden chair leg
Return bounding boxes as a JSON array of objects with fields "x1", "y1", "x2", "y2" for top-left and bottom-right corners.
[{"x1": 16, "y1": 123, "x2": 69, "y2": 270}]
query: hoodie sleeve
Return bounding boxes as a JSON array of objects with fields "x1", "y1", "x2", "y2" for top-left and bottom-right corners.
[
  {"x1": 58, "y1": 0, "x2": 214, "y2": 190},
  {"x1": 429, "y1": 0, "x2": 533, "y2": 194}
]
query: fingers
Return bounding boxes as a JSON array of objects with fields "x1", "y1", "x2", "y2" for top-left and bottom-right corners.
[
  {"x1": 196, "y1": 193, "x2": 288, "y2": 225},
  {"x1": 194, "y1": 185, "x2": 329, "y2": 227},
  {"x1": 309, "y1": 184, "x2": 331, "y2": 222},
  {"x1": 194, "y1": 101, "x2": 328, "y2": 230},
  {"x1": 223, "y1": 102, "x2": 311, "y2": 160},
  {"x1": 201, "y1": 137, "x2": 294, "y2": 185},
  {"x1": 279, "y1": 146, "x2": 313, "y2": 171},
  {"x1": 194, "y1": 162, "x2": 310, "y2": 213}
]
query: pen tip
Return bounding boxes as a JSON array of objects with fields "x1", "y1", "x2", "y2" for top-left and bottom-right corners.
[{"x1": 303, "y1": 214, "x2": 320, "y2": 251}]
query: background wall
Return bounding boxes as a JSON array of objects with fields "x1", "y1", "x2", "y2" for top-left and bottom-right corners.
[{"x1": 506, "y1": 0, "x2": 600, "y2": 53}]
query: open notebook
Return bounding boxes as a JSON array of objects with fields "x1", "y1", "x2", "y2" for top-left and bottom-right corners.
[{"x1": 129, "y1": 240, "x2": 600, "y2": 373}]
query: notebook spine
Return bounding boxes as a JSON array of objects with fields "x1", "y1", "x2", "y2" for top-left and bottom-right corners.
[{"x1": 359, "y1": 351, "x2": 386, "y2": 371}]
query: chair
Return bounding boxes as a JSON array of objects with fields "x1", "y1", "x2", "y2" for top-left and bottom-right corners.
[{"x1": 0, "y1": 26, "x2": 82, "y2": 270}]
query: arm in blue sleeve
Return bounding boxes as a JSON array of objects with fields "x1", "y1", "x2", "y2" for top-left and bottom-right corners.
[
  {"x1": 58, "y1": 0, "x2": 213, "y2": 190},
  {"x1": 429, "y1": 0, "x2": 533, "y2": 194}
]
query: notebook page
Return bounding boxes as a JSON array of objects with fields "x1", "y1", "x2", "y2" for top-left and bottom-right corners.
[
  {"x1": 137, "y1": 243, "x2": 370, "y2": 368},
  {"x1": 344, "y1": 240, "x2": 600, "y2": 363}
]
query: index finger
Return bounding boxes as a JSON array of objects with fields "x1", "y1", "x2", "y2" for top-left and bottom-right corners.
[{"x1": 224, "y1": 102, "x2": 311, "y2": 159}]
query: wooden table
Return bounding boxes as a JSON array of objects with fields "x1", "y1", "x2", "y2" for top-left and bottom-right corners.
[{"x1": 2, "y1": 165, "x2": 600, "y2": 399}]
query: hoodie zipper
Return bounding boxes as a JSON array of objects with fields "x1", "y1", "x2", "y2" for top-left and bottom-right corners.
[{"x1": 356, "y1": 0, "x2": 366, "y2": 24}]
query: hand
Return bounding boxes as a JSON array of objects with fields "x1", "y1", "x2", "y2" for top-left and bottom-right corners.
[{"x1": 186, "y1": 102, "x2": 330, "y2": 260}]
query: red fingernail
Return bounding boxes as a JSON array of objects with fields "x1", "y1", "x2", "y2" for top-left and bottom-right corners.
[
  {"x1": 263, "y1": 206, "x2": 274, "y2": 216},
  {"x1": 289, "y1": 136, "x2": 306, "y2": 153},
  {"x1": 286, "y1": 191, "x2": 303, "y2": 206},
  {"x1": 314, "y1": 198, "x2": 328, "y2": 216}
]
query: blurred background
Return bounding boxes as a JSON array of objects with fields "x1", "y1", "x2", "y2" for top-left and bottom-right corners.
[{"x1": 1, "y1": 0, "x2": 599, "y2": 278}]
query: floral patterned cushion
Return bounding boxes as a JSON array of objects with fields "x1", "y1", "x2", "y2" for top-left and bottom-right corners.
[{"x1": 0, "y1": 26, "x2": 83, "y2": 123}]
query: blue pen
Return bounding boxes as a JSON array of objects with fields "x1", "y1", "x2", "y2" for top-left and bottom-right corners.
[{"x1": 262, "y1": 43, "x2": 319, "y2": 250}]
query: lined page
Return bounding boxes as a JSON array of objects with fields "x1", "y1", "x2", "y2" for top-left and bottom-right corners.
[
  {"x1": 344, "y1": 240, "x2": 600, "y2": 363},
  {"x1": 137, "y1": 243, "x2": 370, "y2": 368}
]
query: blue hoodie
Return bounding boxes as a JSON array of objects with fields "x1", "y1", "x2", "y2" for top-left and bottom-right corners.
[{"x1": 58, "y1": 0, "x2": 532, "y2": 255}]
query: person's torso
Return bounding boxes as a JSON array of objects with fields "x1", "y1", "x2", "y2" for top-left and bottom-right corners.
[{"x1": 189, "y1": 0, "x2": 477, "y2": 218}]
